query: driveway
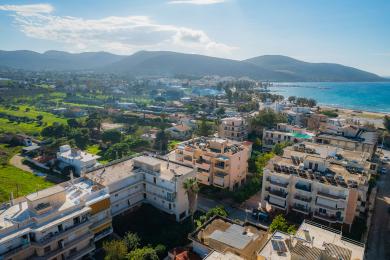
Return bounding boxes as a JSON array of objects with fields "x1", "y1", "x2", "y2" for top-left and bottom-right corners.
[
  {"x1": 366, "y1": 151, "x2": 390, "y2": 260},
  {"x1": 9, "y1": 154, "x2": 34, "y2": 172}
]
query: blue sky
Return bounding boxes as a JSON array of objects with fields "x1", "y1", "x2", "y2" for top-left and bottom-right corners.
[{"x1": 0, "y1": 0, "x2": 389, "y2": 75}]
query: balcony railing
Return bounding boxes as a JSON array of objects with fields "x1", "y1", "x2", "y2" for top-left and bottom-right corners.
[
  {"x1": 267, "y1": 177, "x2": 289, "y2": 188},
  {"x1": 295, "y1": 183, "x2": 311, "y2": 192},
  {"x1": 266, "y1": 187, "x2": 288, "y2": 198},
  {"x1": 292, "y1": 204, "x2": 310, "y2": 214},
  {"x1": 317, "y1": 191, "x2": 346, "y2": 200},
  {"x1": 1, "y1": 242, "x2": 30, "y2": 259},
  {"x1": 266, "y1": 196, "x2": 287, "y2": 209},
  {"x1": 313, "y1": 211, "x2": 343, "y2": 223},
  {"x1": 315, "y1": 202, "x2": 344, "y2": 211},
  {"x1": 294, "y1": 194, "x2": 312, "y2": 203}
]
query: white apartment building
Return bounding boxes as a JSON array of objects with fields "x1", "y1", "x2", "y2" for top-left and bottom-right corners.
[
  {"x1": 258, "y1": 219, "x2": 365, "y2": 260},
  {"x1": 85, "y1": 155, "x2": 197, "y2": 221},
  {"x1": 175, "y1": 137, "x2": 252, "y2": 191},
  {"x1": 261, "y1": 142, "x2": 373, "y2": 227},
  {"x1": 219, "y1": 117, "x2": 248, "y2": 142},
  {"x1": 0, "y1": 178, "x2": 112, "y2": 260},
  {"x1": 262, "y1": 123, "x2": 314, "y2": 151},
  {"x1": 57, "y1": 145, "x2": 100, "y2": 176}
]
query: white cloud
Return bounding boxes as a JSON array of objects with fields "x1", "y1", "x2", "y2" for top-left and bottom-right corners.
[
  {"x1": 0, "y1": 4, "x2": 53, "y2": 14},
  {"x1": 0, "y1": 3, "x2": 236, "y2": 56},
  {"x1": 168, "y1": 0, "x2": 226, "y2": 5}
]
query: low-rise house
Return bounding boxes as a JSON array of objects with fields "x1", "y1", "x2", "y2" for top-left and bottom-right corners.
[
  {"x1": 219, "y1": 117, "x2": 248, "y2": 142},
  {"x1": 166, "y1": 124, "x2": 193, "y2": 140},
  {"x1": 257, "y1": 219, "x2": 365, "y2": 260},
  {"x1": 285, "y1": 107, "x2": 312, "y2": 127},
  {"x1": 189, "y1": 215, "x2": 268, "y2": 260},
  {"x1": 57, "y1": 145, "x2": 100, "y2": 176},
  {"x1": 0, "y1": 178, "x2": 112, "y2": 260},
  {"x1": 175, "y1": 137, "x2": 252, "y2": 190},
  {"x1": 85, "y1": 155, "x2": 197, "y2": 221},
  {"x1": 262, "y1": 123, "x2": 314, "y2": 151},
  {"x1": 261, "y1": 142, "x2": 374, "y2": 227}
]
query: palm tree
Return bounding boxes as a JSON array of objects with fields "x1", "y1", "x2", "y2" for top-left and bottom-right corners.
[{"x1": 183, "y1": 177, "x2": 199, "y2": 225}]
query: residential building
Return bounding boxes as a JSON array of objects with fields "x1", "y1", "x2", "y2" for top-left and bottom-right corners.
[
  {"x1": 189, "y1": 215, "x2": 268, "y2": 260},
  {"x1": 315, "y1": 125, "x2": 378, "y2": 157},
  {"x1": 57, "y1": 145, "x2": 100, "y2": 176},
  {"x1": 166, "y1": 124, "x2": 192, "y2": 140},
  {"x1": 259, "y1": 99, "x2": 291, "y2": 113},
  {"x1": 175, "y1": 137, "x2": 252, "y2": 190},
  {"x1": 85, "y1": 155, "x2": 197, "y2": 221},
  {"x1": 219, "y1": 117, "x2": 248, "y2": 142},
  {"x1": 261, "y1": 142, "x2": 373, "y2": 226},
  {"x1": 0, "y1": 178, "x2": 112, "y2": 260},
  {"x1": 285, "y1": 107, "x2": 312, "y2": 127},
  {"x1": 257, "y1": 219, "x2": 365, "y2": 260},
  {"x1": 262, "y1": 123, "x2": 314, "y2": 151},
  {"x1": 307, "y1": 113, "x2": 328, "y2": 130}
]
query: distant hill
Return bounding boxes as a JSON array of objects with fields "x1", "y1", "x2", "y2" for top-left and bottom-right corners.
[
  {"x1": 0, "y1": 50, "x2": 384, "y2": 82},
  {"x1": 244, "y1": 55, "x2": 382, "y2": 82}
]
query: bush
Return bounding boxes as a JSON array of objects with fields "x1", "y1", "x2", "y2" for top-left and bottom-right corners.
[{"x1": 269, "y1": 214, "x2": 296, "y2": 234}]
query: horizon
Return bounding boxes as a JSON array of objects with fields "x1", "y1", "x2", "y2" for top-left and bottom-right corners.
[{"x1": 0, "y1": 0, "x2": 390, "y2": 76}]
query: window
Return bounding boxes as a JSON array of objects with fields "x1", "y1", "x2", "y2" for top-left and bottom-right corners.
[
  {"x1": 115, "y1": 194, "x2": 118, "y2": 197},
  {"x1": 153, "y1": 177, "x2": 157, "y2": 184},
  {"x1": 319, "y1": 208, "x2": 327, "y2": 214},
  {"x1": 169, "y1": 203, "x2": 171, "y2": 209},
  {"x1": 44, "y1": 246, "x2": 51, "y2": 253}
]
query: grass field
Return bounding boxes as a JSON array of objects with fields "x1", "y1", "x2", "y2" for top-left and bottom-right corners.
[
  {"x1": 0, "y1": 144, "x2": 53, "y2": 203},
  {"x1": 0, "y1": 105, "x2": 67, "y2": 135}
]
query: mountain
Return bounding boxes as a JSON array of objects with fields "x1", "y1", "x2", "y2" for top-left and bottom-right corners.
[
  {"x1": 244, "y1": 55, "x2": 382, "y2": 81},
  {"x1": 0, "y1": 50, "x2": 384, "y2": 82},
  {"x1": 0, "y1": 50, "x2": 124, "y2": 71}
]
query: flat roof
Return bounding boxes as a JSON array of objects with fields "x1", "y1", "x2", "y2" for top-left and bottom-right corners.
[
  {"x1": 26, "y1": 185, "x2": 65, "y2": 201},
  {"x1": 204, "y1": 251, "x2": 244, "y2": 260}
]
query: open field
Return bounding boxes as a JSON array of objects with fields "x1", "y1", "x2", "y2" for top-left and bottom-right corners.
[{"x1": 0, "y1": 144, "x2": 53, "y2": 203}]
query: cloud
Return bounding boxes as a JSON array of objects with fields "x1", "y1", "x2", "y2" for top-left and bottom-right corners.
[
  {"x1": 0, "y1": 4, "x2": 53, "y2": 14},
  {"x1": 168, "y1": 0, "x2": 226, "y2": 5},
  {"x1": 0, "y1": 3, "x2": 236, "y2": 56}
]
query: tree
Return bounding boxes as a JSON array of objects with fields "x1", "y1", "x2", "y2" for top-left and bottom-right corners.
[
  {"x1": 195, "y1": 206, "x2": 228, "y2": 228},
  {"x1": 67, "y1": 118, "x2": 79, "y2": 128},
  {"x1": 127, "y1": 247, "x2": 159, "y2": 260},
  {"x1": 102, "y1": 130, "x2": 123, "y2": 144},
  {"x1": 183, "y1": 177, "x2": 199, "y2": 225},
  {"x1": 215, "y1": 107, "x2": 225, "y2": 117},
  {"x1": 103, "y1": 239, "x2": 128, "y2": 260},
  {"x1": 250, "y1": 109, "x2": 287, "y2": 131},
  {"x1": 288, "y1": 96, "x2": 296, "y2": 103},
  {"x1": 154, "y1": 244, "x2": 166, "y2": 259},
  {"x1": 154, "y1": 130, "x2": 169, "y2": 153},
  {"x1": 272, "y1": 142, "x2": 291, "y2": 156},
  {"x1": 123, "y1": 232, "x2": 140, "y2": 252},
  {"x1": 36, "y1": 114, "x2": 43, "y2": 121},
  {"x1": 384, "y1": 115, "x2": 390, "y2": 132},
  {"x1": 197, "y1": 117, "x2": 213, "y2": 137},
  {"x1": 269, "y1": 214, "x2": 296, "y2": 234}
]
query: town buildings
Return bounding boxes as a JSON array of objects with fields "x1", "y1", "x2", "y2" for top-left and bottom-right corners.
[
  {"x1": 0, "y1": 178, "x2": 112, "y2": 260},
  {"x1": 189, "y1": 216, "x2": 268, "y2": 260},
  {"x1": 218, "y1": 117, "x2": 248, "y2": 142},
  {"x1": 262, "y1": 123, "x2": 314, "y2": 151},
  {"x1": 57, "y1": 145, "x2": 100, "y2": 176},
  {"x1": 175, "y1": 137, "x2": 252, "y2": 190},
  {"x1": 257, "y1": 219, "x2": 365, "y2": 260},
  {"x1": 261, "y1": 142, "x2": 374, "y2": 226},
  {"x1": 85, "y1": 155, "x2": 197, "y2": 221}
]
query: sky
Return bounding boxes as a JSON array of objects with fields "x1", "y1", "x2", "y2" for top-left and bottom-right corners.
[{"x1": 0, "y1": 0, "x2": 389, "y2": 76}]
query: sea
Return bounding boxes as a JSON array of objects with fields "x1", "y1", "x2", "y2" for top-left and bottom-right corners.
[{"x1": 270, "y1": 82, "x2": 390, "y2": 113}]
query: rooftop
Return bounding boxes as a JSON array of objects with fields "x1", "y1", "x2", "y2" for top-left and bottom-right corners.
[
  {"x1": 257, "y1": 220, "x2": 365, "y2": 260},
  {"x1": 177, "y1": 137, "x2": 250, "y2": 155}
]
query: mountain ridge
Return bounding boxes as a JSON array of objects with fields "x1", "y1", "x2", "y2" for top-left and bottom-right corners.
[{"x1": 0, "y1": 50, "x2": 384, "y2": 82}]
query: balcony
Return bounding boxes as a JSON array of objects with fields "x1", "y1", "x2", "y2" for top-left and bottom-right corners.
[
  {"x1": 315, "y1": 202, "x2": 344, "y2": 211},
  {"x1": 292, "y1": 204, "x2": 310, "y2": 214},
  {"x1": 294, "y1": 194, "x2": 312, "y2": 203},
  {"x1": 65, "y1": 242, "x2": 95, "y2": 260},
  {"x1": 267, "y1": 177, "x2": 289, "y2": 188},
  {"x1": 266, "y1": 196, "x2": 287, "y2": 210},
  {"x1": 1, "y1": 242, "x2": 30, "y2": 259},
  {"x1": 317, "y1": 191, "x2": 346, "y2": 200},
  {"x1": 295, "y1": 183, "x2": 311, "y2": 192},
  {"x1": 266, "y1": 187, "x2": 288, "y2": 198},
  {"x1": 313, "y1": 211, "x2": 343, "y2": 223}
]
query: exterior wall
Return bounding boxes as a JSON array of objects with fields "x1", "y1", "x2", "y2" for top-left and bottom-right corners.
[{"x1": 219, "y1": 118, "x2": 248, "y2": 142}]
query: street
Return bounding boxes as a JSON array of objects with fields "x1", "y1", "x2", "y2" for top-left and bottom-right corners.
[{"x1": 366, "y1": 149, "x2": 390, "y2": 260}]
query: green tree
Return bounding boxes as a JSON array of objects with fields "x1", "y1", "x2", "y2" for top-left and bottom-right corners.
[
  {"x1": 269, "y1": 214, "x2": 296, "y2": 234},
  {"x1": 67, "y1": 118, "x2": 80, "y2": 128},
  {"x1": 197, "y1": 117, "x2": 213, "y2": 136},
  {"x1": 154, "y1": 130, "x2": 169, "y2": 152},
  {"x1": 36, "y1": 114, "x2": 43, "y2": 121},
  {"x1": 154, "y1": 244, "x2": 166, "y2": 259},
  {"x1": 127, "y1": 247, "x2": 158, "y2": 260},
  {"x1": 272, "y1": 142, "x2": 291, "y2": 156},
  {"x1": 195, "y1": 206, "x2": 228, "y2": 228},
  {"x1": 384, "y1": 115, "x2": 390, "y2": 132},
  {"x1": 102, "y1": 130, "x2": 123, "y2": 144},
  {"x1": 250, "y1": 109, "x2": 287, "y2": 130},
  {"x1": 103, "y1": 239, "x2": 128, "y2": 260},
  {"x1": 183, "y1": 177, "x2": 199, "y2": 225},
  {"x1": 123, "y1": 232, "x2": 140, "y2": 252}
]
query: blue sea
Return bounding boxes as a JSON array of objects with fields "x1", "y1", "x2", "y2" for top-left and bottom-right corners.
[{"x1": 270, "y1": 82, "x2": 390, "y2": 113}]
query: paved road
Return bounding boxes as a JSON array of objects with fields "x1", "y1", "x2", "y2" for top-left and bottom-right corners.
[
  {"x1": 9, "y1": 154, "x2": 34, "y2": 173},
  {"x1": 198, "y1": 195, "x2": 269, "y2": 228},
  {"x1": 366, "y1": 150, "x2": 390, "y2": 260}
]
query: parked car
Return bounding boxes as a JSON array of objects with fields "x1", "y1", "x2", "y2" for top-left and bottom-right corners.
[
  {"x1": 252, "y1": 208, "x2": 269, "y2": 221},
  {"x1": 381, "y1": 167, "x2": 387, "y2": 175}
]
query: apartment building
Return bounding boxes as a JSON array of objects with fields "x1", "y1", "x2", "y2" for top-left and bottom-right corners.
[
  {"x1": 85, "y1": 155, "x2": 197, "y2": 221},
  {"x1": 258, "y1": 219, "x2": 365, "y2": 260},
  {"x1": 315, "y1": 125, "x2": 378, "y2": 157},
  {"x1": 0, "y1": 178, "x2": 112, "y2": 260},
  {"x1": 262, "y1": 123, "x2": 314, "y2": 151},
  {"x1": 261, "y1": 142, "x2": 373, "y2": 226},
  {"x1": 57, "y1": 145, "x2": 100, "y2": 176},
  {"x1": 189, "y1": 215, "x2": 268, "y2": 260},
  {"x1": 175, "y1": 137, "x2": 252, "y2": 190},
  {"x1": 219, "y1": 117, "x2": 248, "y2": 142}
]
